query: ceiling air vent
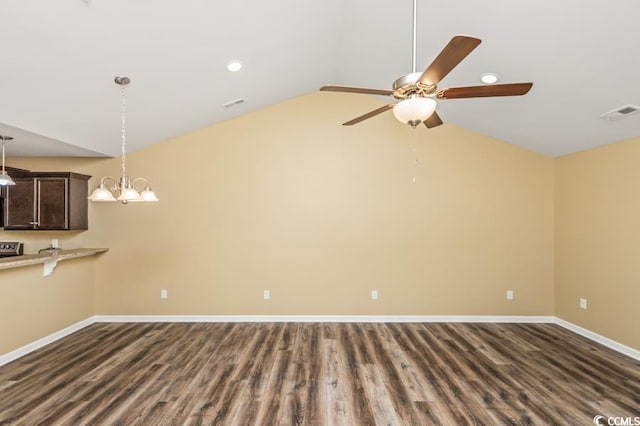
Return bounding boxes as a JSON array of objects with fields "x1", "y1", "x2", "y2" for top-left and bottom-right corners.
[
  {"x1": 223, "y1": 98, "x2": 245, "y2": 108},
  {"x1": 600, "y1": 104, "x2": 640, "y2": 121}
]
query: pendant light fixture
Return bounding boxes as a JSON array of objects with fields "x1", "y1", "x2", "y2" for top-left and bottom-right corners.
[
  {"x1": 0, "y1": 135, "x2": 16, "y2": 186},
  {"x1": 88, "y1": 76, "x2": 159, "y2": 204}
]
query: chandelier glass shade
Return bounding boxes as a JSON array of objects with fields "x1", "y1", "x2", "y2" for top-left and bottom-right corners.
[
  {"x1": 0, "y1": 135, "x2": 16, "y2": 186},
  {"x1": 88, "y1": 76, "x2": 158, "y2": 204},
  {"x1": 89, "y1": 176, "x2": 159, "y2": 203}
]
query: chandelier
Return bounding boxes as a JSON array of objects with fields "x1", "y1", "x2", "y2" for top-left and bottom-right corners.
[
  {"x1": 0, "y1": 135, "x2": 16, "y2": 186},
  {"x1": 88, "y1": 76, "x2": 158, "y2": 203}
]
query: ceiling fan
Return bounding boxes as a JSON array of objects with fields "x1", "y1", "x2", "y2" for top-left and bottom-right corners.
[{"x1": 320, "y1": 1, "x2": 533, "y2": 129}]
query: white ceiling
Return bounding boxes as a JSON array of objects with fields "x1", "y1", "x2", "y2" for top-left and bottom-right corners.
[{"x1": 1, "y1": 0, "x2": 639, "y2": 158}]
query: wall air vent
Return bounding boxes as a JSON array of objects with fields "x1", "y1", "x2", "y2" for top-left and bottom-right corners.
[
  {"x1": 223, "y1": 98, "x2": 245, "y2": 108},
  {"x1": 600, "y1": 104, "x2": 640, "y2": 121}
]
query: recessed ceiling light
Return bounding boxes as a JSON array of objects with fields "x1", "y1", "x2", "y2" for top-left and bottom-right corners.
[
  {"x1": 480, "y1": 73, "x2": 499, "y2": 84},
  {"x1": 227, "y1": 61, "x2": 243, "y2": 72}
]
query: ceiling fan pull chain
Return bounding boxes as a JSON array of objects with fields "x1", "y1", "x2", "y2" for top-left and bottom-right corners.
[{"x1": 412, "y1": 129, "x2": 418, "y2": 183}]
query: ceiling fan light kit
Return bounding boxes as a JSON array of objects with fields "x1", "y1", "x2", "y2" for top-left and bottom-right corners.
[
  {"x1": 319, "y1": 0, "x2": 533, "y2": 129},
  {"x1": 393, "y1": 96, "x2": 437, "y2": 127}
]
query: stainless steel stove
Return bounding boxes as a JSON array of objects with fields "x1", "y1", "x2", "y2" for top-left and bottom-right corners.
[{"x1": 0, "y1": 242, "x2": 23, "y2": 257}]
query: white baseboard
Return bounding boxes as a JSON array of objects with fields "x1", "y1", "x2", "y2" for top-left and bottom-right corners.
[
  {"x1": 0, "y1": 316, "x2": 96, "y2": 367},
  {"x1": 2, "y1": 315, "x2": 638, "y2": 366},
  {"x1": 553, "y1": 317, "x2": 640, "y2": 361},
  {"x1": 93, "y1": 315, "x2": 554, "y2": 323}
]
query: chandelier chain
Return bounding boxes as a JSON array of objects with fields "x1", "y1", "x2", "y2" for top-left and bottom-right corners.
[{"x1": 121, "y1": 82, "x2": 127, "y2": 180}]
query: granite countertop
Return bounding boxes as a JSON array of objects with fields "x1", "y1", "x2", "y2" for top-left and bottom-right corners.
[{"x1": 0, "y1": 248, "x2": 109, "y2": 271}]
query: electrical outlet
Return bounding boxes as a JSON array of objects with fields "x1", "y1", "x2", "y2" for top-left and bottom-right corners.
[
  {"x1": 580, "y1": 298, "x2": 587, "y2": 310},
  {"x1": 506, "y1": 290, "x2": 514, "y2": 300},
  {"x1": 263, "y1": 290, "x2": 270, "y2": 300},
  {"x1": 371, "y1": 290, "x2": 378, "y2": 300},
  {"x1": 51, "y1": 239, "x2": 59, "y2": 249},
  {"x1": 160, "y1": 289, "x2": 168, "y2": 299}
]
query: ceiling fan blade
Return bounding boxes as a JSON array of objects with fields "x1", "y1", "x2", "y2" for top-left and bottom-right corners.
[
  {"x1": 423, "y1": 111, "x2": 443, "y2": 128},
  {"x1": 437, "y1": 83, "x2": 533, "y2": 99},
  {"x1": 418, "y1": 35, "x2": 482, "y2": 86},
  {"x1": 320, "y1": 85, "x2": 394, "y2": 96},
  {"x1": 343, "y1": 104, "x2": 394, "y2": 126}
]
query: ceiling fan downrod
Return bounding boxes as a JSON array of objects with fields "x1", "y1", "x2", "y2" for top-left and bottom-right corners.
[{"x1": 412, "y1": 0, "x2": 417, "y2": 74}]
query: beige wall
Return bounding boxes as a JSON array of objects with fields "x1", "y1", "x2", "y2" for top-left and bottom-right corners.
[
  {"x1": 0, "y1": 258, "x2": 95, "y2": 355},
  {"x1": 5, "y1": 93, "x2": 639, "y2": 354},
  {"x1": 2, "y1": 92, "x2": 557, "y2": 353},
  {"x1": 555, "y1": 137, "x2": 640, "y2": 350},
  {"x1": 0, "y1": 158, "x2": 103, "y2": 355},
  {"x1": 86, "y1": 93, "x2": 555, "y2": 316}
]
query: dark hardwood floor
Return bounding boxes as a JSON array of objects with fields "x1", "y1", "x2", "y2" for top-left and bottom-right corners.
[{"x1": 0, "y1": 322, "x2": 638, "y2": 425}]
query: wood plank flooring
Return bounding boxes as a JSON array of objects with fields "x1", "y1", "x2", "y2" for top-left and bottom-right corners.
[{"x1": 0, "y1": 322, "x2": 639, "y2": 425}]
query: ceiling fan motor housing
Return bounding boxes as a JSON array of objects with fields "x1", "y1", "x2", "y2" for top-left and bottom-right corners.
[{"x1": 392, "y1": 72, "x2": 437, "y2": 99}]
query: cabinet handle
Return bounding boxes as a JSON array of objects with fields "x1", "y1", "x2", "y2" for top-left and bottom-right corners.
[{"x1": 29, "y1": 221, "x2": 40, "y2": 225}]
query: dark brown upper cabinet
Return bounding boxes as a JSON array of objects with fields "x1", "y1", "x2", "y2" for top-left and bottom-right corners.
[{"x1": 3, "y1": 172, "x2": 91, "y2": 231}]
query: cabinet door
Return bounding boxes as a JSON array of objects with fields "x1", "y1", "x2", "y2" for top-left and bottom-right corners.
[
  {"x1": 37, "y1": 178, "x2": 69, "y2": 230},
  {"x1": 4, "y1": 178, "x2": 37, "y2": 229}
]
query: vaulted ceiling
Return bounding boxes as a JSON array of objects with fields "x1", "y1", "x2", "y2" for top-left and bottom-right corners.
[{"x1": 1, "y1": 0, "x2": 639, "y2": 158}]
